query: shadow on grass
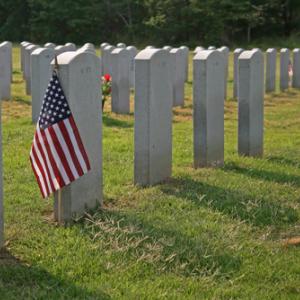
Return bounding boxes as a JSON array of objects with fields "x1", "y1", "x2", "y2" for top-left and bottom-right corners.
[
  {"x1": 14, "y1": 97, "x2": 31, "y2": 106},
  {"x1": 102, "y1": 115, "x2": 133, "y2": 128},
  {"x1": 266, "y1": 155, "x2": 300, "y2": 168},
  {"x1": 159, "y1": 175, "x2": 298, "y2": 227},
  {"x1": 76, "y1": 209, "x2": 241, "y2": 279},
  {"x1": 224, "y1": 161, "x2": 300, "y2": 187},
  {"x1": 0, "y1": 248, "x2": 110, "y2": 299}
]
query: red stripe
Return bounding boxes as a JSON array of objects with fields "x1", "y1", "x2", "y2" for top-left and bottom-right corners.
[
  {"x1": 40, "y1": 129, "x2": 66, "y2": 188},
  {"x1": 48, "y1": 126, "x2": 75, "y2": 182},
  {"x1": 31, "y1": 145, "x2": 50, "y2": 197},
  {"x1": 69, "y1": 116, "x2": 91, "y2": 170},
  {"x1": 59, "y1": 120, "x2": 84, "y2": 176},
  {"x1": 30, "y1": 154, "x2": 47, "y2": 198},
  {"x1": 34, "y1": 131, "x2": 56, "y2": 192}
]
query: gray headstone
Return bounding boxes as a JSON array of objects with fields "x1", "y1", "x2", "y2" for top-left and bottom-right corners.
[
  {"x1": 238, "y1": 49, "x2": 264, "y2": 157},
  {"x1": 126, "y1": 46, "x2": 138, "y2": 88},
  {"x1": 51, "y1": 51, "x2": 102, "y2": 222},
  {"x1": 64, "y1": 43, "x2": 76, "y2": 51},
  {"x1": 117, "y1": 43, "x2": 126, "y2": 48},
  {"x1": 31, "y1": 48, "x2": 54, "y2": 123},
  {"x1": 163, "y1": 46, "x2": 172, "y2": 52},
  {"x1": 54, "y1": 45, "x2": 70, "y2": 56},
  {"x1": 25, "y1": 45, "x2": 39, "y2": 95},
  {"x1": 180, "y1": 46, "x2": 189, "y2": 82},
  {"x1": 265, "y1": 48, "x2": 277, "y2": 92},
  {"x1": 280, "y1": 48, "x2": 290, "y2": 91},
  {"x1": 111, "y1": 48, "x2": 130, "y2": 114},
  {"x1": 0, "y1": 42, "x2": 12, "y2": 99},
  {"x1": 82, "y1": 43, "x2": 94, "y2": 50},
  {"x1": 170, "y1": 48, "x2": 185, "y2": 107},
  {"x1": 146, "y1": 46, "x2": 155, "y2": 49},
  {"x1": 100, "y1": 43, "x2": 109, "y2": 50},
  {"x1": 0, "y1": 102, "x2": 2, "y2": 248},
  {"x1": 193, "y1": 46, "x2": 205, "y2": 54},
  {"x1": 292, "y1": 49, "x2": 300, "y2": 88},
  {"x1": 193, "y1": 50, "x2": 225, "y2": 168},
  {"x1": 44, "y1": 43, "x2": 56, "y2": 49},
  {"x1": 102, "y1": 45, "x2": 115, "y2": 75},
  {"x1": 233, "y1": 48, "x2": 243, "y2": 98},
  {"x1": 21, "y1": 41, "x2": 31, "y2": 73},
  {"x1": 218, "y1": 46, "x2": 229, "y2": 100},
  {"x1": 208, "y1": 46, "x2": 216, "y2": 50},
  {"x1": 134, "y1": 49, "x2": 172, "y2": 186}
]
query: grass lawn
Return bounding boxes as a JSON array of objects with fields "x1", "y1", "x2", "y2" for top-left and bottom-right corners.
[{"x1": 0, "y1": 46, "x2": 300, "y2": 299}]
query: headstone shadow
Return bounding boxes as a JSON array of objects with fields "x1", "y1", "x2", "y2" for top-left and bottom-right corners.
[{"x1": 102, "y1": 114, "x2": 133, "y2": 128}]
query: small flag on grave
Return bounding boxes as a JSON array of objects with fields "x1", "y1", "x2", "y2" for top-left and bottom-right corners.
[{"x1": 30, "y1": 69, "x2": 91, "y2": 198}]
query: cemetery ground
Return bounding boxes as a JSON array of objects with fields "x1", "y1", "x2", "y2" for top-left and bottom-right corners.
[{"x1": 1, "y1": 46, "x2": 300, "y2": 299}]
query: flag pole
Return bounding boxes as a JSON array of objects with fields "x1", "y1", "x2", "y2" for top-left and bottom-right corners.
[{"x1": 54, "y1": 55, "x2": 63, "y2": 225}]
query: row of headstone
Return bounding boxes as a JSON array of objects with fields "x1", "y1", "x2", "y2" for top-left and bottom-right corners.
[{"x1": 0, "y1": 41, "x2": 12, "y2": 100}]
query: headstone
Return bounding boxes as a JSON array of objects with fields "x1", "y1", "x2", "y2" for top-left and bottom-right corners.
[
  {"x1": 280, "y1": 48, "x2": 290, "y2": 91},
  {"x1": 100, "y1": 42, "x2": 109, "y2": 50},
  {"x1": 111, "y1": 48, "x2": 130, "y2": 114},
  {"x1": 65, "y1": 43, "x2": 77, "y2": 51},
  {"x1": 44, "y1": 43, "x2": 56, "y2": 49},
  {"x1": 265, "y1": 48, "x2": 277, "y2": 92},
  {"x1": 51, "y1": 51, "x2": 102, "y2": 222},
  {"x1": 193, "y1": 46, "x2": 205, "y2": 54},
  {"x1": 54, "y1": 45, "x2": 69, "y2": 56},
  {"x1": 146, "y1": 46, "x2": 155, "y2": 49},
  {"x1": 21, "y1": 41, "x2": 30, "y2": 74},
  {"x1": 25, "y1": 44, "x2": 39, "y2": 95},
  {"x1": 292, "y1": 48, "x2": 300, "y2": 88},
  {"x1": 180, "y1": 46, "x2": 189, "y2": 82},
  {"x1": 31, "y1": 48, "x2": 55, "y2": 123},
  {"x1": 0, "y1": 42, "x2": 12, "y2": 99},
  {"x1": 193, "y1": 50, "x2": 225, "y2": 168},
  {"x1": 0, "y1": 103, "x2": 3, "y2": 248},
  {"x1": 170, "y1": 48, "x2": 185, "y2": 107},
  {"x1": 163, "y1": 46, "x2": 172, "y2": 52},
  {"x1": 117, "y1": 43, "x2": 126, "y2": 48},
  {"x1": 218, "y1": 46, "x2": 229, "y2": 99},
  {"x1": 126, "y1": 46, "x2": 138, "y2": 88},
  {"x1": 238, "y1": 49, "x2": 264, "y2": 157},
  {"x1": 134, "y1": 49, "x2": 172, "y2": 185},
  {"x1": 208, "y1": 46, "x2": 216, "y2": 50},
  {"x1": 233, "y1": 48, "x2": 243, "y2": 98},
  {"x1": 102, "y1": 45, "x2": 115, "y2": 75},
  {"x1": 79, "y1": 43, "x2": 95, "y2": 54}
]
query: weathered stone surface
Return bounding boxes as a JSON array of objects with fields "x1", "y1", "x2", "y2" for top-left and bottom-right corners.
[
  {"x1": 126, "y1": 46, "x2": 138, "y2": 88},
  {"x1": 233, "y1": 48, "x2": 243, "y2": 98},
  {"x1": 51, "y1": 51, "x2": 102, "y2": 222},
  {"x1": 265, "y1": 48, "x2": 277, "y2": 92},
  {"x1": 218, "y1": 46, "x2": 229, "y2": 99},
  {"x1": 111, "y1": 48, "x2": 130, "y2": 114},
  {"x1": 170, "y1": 48, "x2": 185, "y2": 106},
  {"x1": 134, "y1": 49, "x2": 172, "y2": 186},
  {"x1": 193, "y1": 50, "x2": 225, "y2": 168},
  {"x1": 292, "y1": 48, "x2": 300, "y2": 88},
  {"x1": 25, "y1": 44, "x2": 39, "y2": 95},
  {"x1": 180, "y1": 46, "x2": 189, "y2": 82},
  {"x1": 280, "y1": 48, "x2": 290, "y2": 91},
  {"x1": 31, "y1": 48, "x2": 55, "y2": 123},
  {"x1": 102, "y1": 45, "x2": 115, "y2": 75},
  {"x1": 0, "y1": 41, "x2": 12, "y2": 99},
  {"x1": 238, "y1": 49, "x2": 264, "y2": 157}
]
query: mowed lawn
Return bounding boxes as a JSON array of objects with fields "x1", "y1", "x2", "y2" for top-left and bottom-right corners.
[{"x1": 1, "y1": 46, "x2": 300, "y2": 299}]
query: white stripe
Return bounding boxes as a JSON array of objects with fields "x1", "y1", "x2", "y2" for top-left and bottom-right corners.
[
  {"x1": 31, "y1": 133, "x2": 53, "y2": 194},
  {"x1": 53, "y1": 123, "x2": 79, "y2": 179},
  {"x1": 64, "y1": 118, "x2": 88, "y2": 173},
  {"x1": 30, "y1": 151, "x2": 47, "y2": 197},
  {"x1": 44, "y1": 128, "x2": 71, "y2": 185},
  {"x1": 36, "y1": 130, "x2": 60, "y2": 190}
]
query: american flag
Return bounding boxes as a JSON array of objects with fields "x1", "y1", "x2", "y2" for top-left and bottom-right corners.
[{"x1": 30, "y1": 71, "x2": 91, "y2": 198}]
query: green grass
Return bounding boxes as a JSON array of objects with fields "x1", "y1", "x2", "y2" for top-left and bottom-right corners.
[{"x1": 1, "y1": 47, "x2": 300, "y2": 299}]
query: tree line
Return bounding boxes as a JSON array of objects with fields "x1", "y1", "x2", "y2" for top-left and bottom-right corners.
[{"x1": 1, "y1": 0, "x2": 300, "y2": 47}]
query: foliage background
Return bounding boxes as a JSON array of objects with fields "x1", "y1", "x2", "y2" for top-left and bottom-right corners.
[{"x1": 1, "y1": 0, "x2": 300, "y2": 48}]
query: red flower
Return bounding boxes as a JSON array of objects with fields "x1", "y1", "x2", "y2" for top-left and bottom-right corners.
[{"x1": 104, "y1": 74, "x2": 111, "y2": 82}]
